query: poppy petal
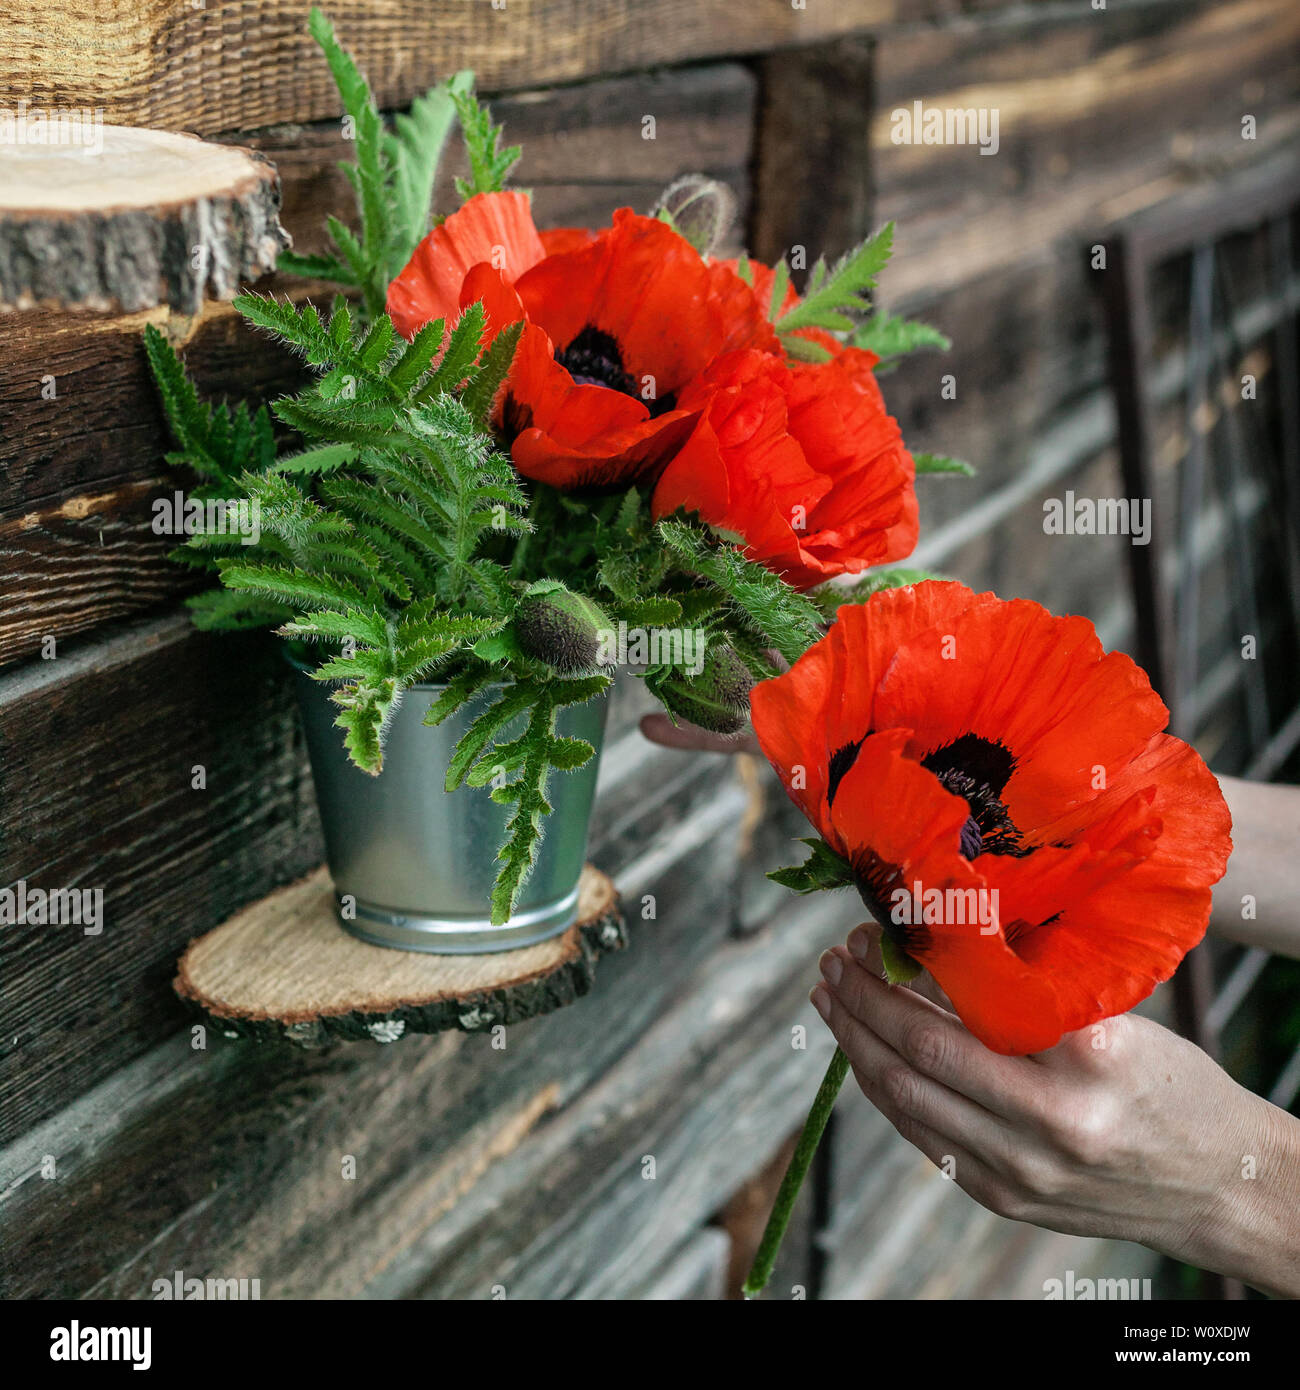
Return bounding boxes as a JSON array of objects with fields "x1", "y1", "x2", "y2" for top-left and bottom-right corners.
[
  {"x1": 872, "y1": 598, "x2": 1170, "y2": 832},
  {"x1": 515, "y1": 209, "x2": 728, "y2": 392},
  {"x1": 751, "y1": 583, "x2": 991, "y2": 835},
  {"x1": 387, "y1": 191, "x2": 545, "y2": 340}
]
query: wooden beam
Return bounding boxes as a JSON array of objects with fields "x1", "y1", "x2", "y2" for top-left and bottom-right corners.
[
  {"x1": 2, "y1": 1, "x2": 917, "y2": 137},
  {"x1": 750, "y1": 36, "x2": 874, "y2": 276}
]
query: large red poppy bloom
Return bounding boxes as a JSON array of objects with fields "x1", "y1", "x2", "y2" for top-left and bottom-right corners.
[
  {"x1": 650, "y1": 346, "x2": 918, "y2": 590},
  {"x1": 386, "y1": 192, "x2": 776, "y2": 489},
  {"x1": 750, "y1": 581, "x2": 1232, "y2": 1054}
]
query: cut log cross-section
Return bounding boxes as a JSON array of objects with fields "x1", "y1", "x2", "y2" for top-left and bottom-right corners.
[
  {"x1": 175, "y1": 864, "x2": 626, "y2": 1048},
  {"x1": 0, "y1": 126, "x2": 289, "y2": 313}
]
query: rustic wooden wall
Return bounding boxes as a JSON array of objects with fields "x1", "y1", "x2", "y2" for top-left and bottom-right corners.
[{"x1": 2, "y1": 0, "x2": 1296, "y2": 1299}]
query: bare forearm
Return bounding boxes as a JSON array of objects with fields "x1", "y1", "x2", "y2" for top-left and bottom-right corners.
[
  {"x1": 1209, "y1": 775, "x2": 1300, "y2": 958},
  {"x1": 1180, "y1": 1093, "x2": 1300, "y2": 1300}
]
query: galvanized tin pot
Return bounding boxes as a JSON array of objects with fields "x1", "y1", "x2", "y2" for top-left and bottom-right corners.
[{"x1": 292, "y1": 662, "x2": 608, "y2": 954}]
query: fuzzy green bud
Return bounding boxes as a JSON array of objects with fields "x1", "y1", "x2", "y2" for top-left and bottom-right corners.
[
  {"x1": 514, "y1": 583, "x2": 613, "y2": 675},
  {"x1": 653, "y1": 175, "x2": 737, "y2": 258},
  {"x1": 656, "y1": 640, "x2": 754, "y2": 734}
]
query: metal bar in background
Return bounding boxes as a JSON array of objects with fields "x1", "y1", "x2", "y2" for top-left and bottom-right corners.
[
  {"x1": 1100, "y1": 234, "x2": 1176, "y2": 708},
  {"x1": 1213, "y1": 251, "x2": 1275, "y2": 752},
  {"x1": 1176, "y1": 241, "x2": 1216, "y2": 721},
  {"x1": 1205, "y1": 948, "x2": 1271, "y2": 1038},
  {"x1": 1268, "y1": 1044, "x2": 1300, "y2": 1112},
  {"x1": 1267, "y1": 215, "x2": 1300, "y2": 556}
]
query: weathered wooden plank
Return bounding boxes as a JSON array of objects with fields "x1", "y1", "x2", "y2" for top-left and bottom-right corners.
[
  {"x1": 873, "y1": 0, "x2": 1300, "y2": 303},
  {"x1": 631, "y1": 1227, "x2": 731, "y2": 1300},
  {"x1": 0, "y1": 64, "x2": 756, "y2": 668},
  {"x1": 0, "y1": 299, "x2": 291, "y2": 521},
  {"x1": 393, "y1": 890, "x2": 846, "y2": 1300},
  {"x1": 0, "y1": 645, "x2": 741, "y2": 1151},
  {"x1": 241, "y1": 63, "x2": 757, "y2": 259},
  {"x1": 0, "y1": 477, "x2": 201, "y2": 667},
  {"x1": 751, "y1": 37, "x2": 874, "y2": 274},
  {"x1": 2, "y1": 1, "x2": 924, "y2": 136},
  {"x1": 930, "y1": 446, "x2": 1139, "y2": 624},
  {"x1": 882, "y1": 251, "x2": 1109, "y2": 512},
  {"x1": 0, "y1": 615, "x2": 323, "y2": 1147},
  {"x1": 0, "y1": 776, "x2": 758, "y2": 1298}
]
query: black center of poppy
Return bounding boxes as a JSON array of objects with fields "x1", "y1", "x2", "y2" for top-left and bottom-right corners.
[
  {"x1": 557, "y1": 326, "x2": 677, "y2": 416},
  {"x1": 826, "y1": 731, "x2": 1028, "y2": 861},
  {"x1": 826, "y1": 739, "x2": 864, "y2": 807},
  {"x1": 921, "y1": 734, "x2": 1028, "y2": 858}
]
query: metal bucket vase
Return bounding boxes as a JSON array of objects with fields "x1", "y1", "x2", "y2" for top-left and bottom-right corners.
[{"x1": 292, "y1": 663, "x2": 609, "y2": 954}]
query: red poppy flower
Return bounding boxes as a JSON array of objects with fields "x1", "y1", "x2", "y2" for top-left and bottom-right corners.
[
  {"x1": 750, "y1": 581, "x2": 1232, "y2": 1054},
  {"x1": 386, "y1": 194, "x2": 777, "y2": 489},
  {"x1": 650, "y1": 346, "x2": 918, "y2": 590}
]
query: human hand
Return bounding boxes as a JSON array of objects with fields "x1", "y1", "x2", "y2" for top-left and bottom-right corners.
[
  {"x1": 810, "y1": 928, "x2": 1300, "y2": 1298},
  {"x1": 638, "y1": 712, "x2": 761, "y2": 755}
]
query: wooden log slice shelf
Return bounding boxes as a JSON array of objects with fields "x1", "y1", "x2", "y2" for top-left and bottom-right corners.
[
  {"x1": 0, "y1": 126, "x2": 289, "y2": 313},
  {"x1": 174, "y1": 864, "x2": 625, "y2": 1048}
]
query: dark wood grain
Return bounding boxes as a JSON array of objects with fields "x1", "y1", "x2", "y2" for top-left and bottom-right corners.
[
  {"x1": 0, "y1": 773, "x2": 760, "y2": 1298},
  {"x1": 751, "y1": 37, "x2": 874, "y2": 276},
  {"x1": 0, "y1": 652, "x2": 737, "y2": 1148},
  {"x1": 0, "y1": 616, "x2": 323, "y2": 1147}
]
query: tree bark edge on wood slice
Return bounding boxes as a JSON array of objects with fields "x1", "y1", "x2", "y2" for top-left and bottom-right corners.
[
  {"x1": 0, "y1": 127, "x2": 289, "y2": 314},
  {"x1": 174, "y1": 864, "x2": 626, "y2": 1048}
]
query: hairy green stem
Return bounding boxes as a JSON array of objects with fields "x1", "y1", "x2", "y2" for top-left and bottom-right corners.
[{"x1": 742, "y1": 1044, "x2": 850, "y2": 1299}]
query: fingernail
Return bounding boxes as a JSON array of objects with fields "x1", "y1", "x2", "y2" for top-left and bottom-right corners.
[
  {"x1": 819, "y1": 949, "x2": 842, "y2": 986},
  {"x1": 809, "y1": 983, "x2": 831, "y2": 1020},
  {"x1": 847, "y1": 928, "x2": 870, "y2": 961}
]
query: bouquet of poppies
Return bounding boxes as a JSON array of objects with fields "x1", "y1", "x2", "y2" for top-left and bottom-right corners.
[
  {"x1": 146, "y1": 6, "x2": 1232, "y2": 1291},
  {"x1": 146, "y1": 9, "x2": 964, "y2": 924}
]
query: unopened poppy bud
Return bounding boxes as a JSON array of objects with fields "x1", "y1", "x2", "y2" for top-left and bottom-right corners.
[
  {"x1": 514, "y1": 583, "x2": 613, "y2": 675},
  {"x1": 652, "y1": 175, "x2": 736, "y2": 258},
  {"x1": 656, "y1": 641, "x2": 754, "y2": 734}
]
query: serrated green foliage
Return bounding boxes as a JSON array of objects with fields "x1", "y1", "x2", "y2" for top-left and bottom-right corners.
[
  {"x1": 767, "y1": 258, "x2": 791, "y2": 322},
  {"x1": 281, "y1": 11, "x2": 473, "y2": 318},
  {"x1": 852, "y1": 309, "x2": 950, "y2": 364},
  {"x1": 451, "y1": 87, "x2": 522, "y2": 198},
  {"x1": 461, "y1": 319, "x2": 524, "y2": 428},
  {"x1": 913, "y1": 452, "x2": 976, "y2": 477},
  {"x1": 143, "y1": 324, "x2": 276, "y2": 497},
  {"x1": 415, "y1": 301, "x2": 485, "y2": 401},
  {"x1": 775, "y1": 223, "x2": 894, "y2": 341},
  {"x1": 780, "y1": 333, "x2": 834, "y2": 364},
  {"x1": 386, "y1": 71, "x2": 474, "y2": 270},
  {"x1": 657, "y1": 517, "x2": 823, "y2": 666},
  {"x1": 767, "y1": 838, "x2": 855, "y2": 895}
]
